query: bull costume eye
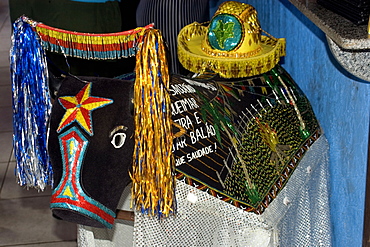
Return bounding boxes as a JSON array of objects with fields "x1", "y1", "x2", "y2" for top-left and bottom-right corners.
[{"x1": 110, "y1": 125, "x2": 128, "y2": 149}]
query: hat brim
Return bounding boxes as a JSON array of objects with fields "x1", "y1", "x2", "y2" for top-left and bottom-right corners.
[{"x1": 178, "y1": 23, "x2": 286, "y2": 78}]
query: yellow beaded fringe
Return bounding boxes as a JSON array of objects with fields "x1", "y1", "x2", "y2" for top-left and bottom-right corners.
[{"x1": 177, "y1": 23, "x2": 286, "y2": 78}]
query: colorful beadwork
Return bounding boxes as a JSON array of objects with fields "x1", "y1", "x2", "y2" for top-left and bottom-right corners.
[
  {"x1": 35, "y1": 21, "x2": 154, "y2": 60},
  {"x1": 57, "y1": 83, "x2": 113, "y2": 136},
  {"x1": 50, "y1": 127, "x2": 116, "y2": 228},
  {"x1": 172, "y1": 64, "x2": 321, "y2": 214},
  {"x1": 11, "y1": 16, "x2": 175, "y2": 219}
]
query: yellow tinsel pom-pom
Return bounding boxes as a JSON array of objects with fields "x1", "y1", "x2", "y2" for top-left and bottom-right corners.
[{"x1": 131, "y1": 29, "x2": 176, "y2": 217}]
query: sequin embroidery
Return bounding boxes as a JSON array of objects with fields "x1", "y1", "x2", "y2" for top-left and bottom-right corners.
[
  {"x1": 50, "y1": 127, "x2": 116, "y2": 228},
  {"x1": 57, "y1": 83, "x2": 113, "y2": 136},
  {"x1": 208, "y1": 14, "x2": 242, "y2": 51}
]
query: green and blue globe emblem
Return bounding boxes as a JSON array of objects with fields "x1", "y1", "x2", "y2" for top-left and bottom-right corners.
[{"x1": 208, "y1": 14, "x2": 242, "y2": 51}]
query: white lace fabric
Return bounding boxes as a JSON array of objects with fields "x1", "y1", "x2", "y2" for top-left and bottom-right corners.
[{"x1": 78, "y1": 135, "x2": 332, "y2": 247}]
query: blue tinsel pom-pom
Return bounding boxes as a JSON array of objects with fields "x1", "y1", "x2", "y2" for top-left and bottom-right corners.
[{"x1": 10, "y1": 17, "x2": 53, "y2": 190}]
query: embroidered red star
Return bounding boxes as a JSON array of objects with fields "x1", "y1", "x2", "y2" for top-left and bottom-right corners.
[{"x1": 57, "y1": 83, "x2": 113, "y2": 135}]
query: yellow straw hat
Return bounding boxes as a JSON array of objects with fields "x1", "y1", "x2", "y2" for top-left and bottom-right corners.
[{"x1": 177, "y1": 1, "x2": 286, "y2": 78}]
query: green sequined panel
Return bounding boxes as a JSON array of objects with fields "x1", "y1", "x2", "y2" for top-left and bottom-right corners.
[
  {"x1": 173, "y1": 64, "x2": 321, "y2": 214},
  {"x1": 224, "y1": 97, "x2": 319, "y2": 206}
]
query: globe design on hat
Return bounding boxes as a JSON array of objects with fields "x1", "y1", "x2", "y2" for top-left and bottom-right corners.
[
  {"x1": 205, "y1": 2, "x2": 262, "y2": 56},
  {"x1": 207, "y1": 14, "x2": 243, "y2": 51}
]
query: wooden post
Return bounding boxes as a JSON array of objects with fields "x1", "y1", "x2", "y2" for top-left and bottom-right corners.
[{"x1": 116, "y1": 210, "x2": 135, "y2": 222}]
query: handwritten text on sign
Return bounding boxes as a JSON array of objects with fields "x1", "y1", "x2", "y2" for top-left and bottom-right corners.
[{"x1": 170, "y1": 82, "x2": 218, "y2": 167}]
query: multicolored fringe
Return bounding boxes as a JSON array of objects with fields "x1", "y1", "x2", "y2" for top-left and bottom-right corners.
[
  {"x1": 10, "y1": 17, "x2": 52, "y2": 190},
  {"x1": 35, "y1": 21, "x2": 154, "y2": 60},
  {"x1": 11, "y1": 17, "x2": 176, "y2": 217},
  {"x1": 130, "y1": 29, "x2": 176, "y2": 217}
]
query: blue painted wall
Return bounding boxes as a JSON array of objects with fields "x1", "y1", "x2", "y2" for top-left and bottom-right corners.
[{"x1": 210, "y1": 1, "x2": 370, "y2": 246}]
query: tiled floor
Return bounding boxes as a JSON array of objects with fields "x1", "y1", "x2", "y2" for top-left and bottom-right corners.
[{"x1": 0, "y1": 1, "x2": 77, "y2": 246}]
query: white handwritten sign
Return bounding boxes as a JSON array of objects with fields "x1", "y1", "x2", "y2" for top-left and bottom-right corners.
[{"x1": 171, "y1": 79, "x2": 219, "y2": 169}]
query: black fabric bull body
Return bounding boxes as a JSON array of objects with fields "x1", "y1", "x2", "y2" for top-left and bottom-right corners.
[
  {"x1": 48, "y1": 76, "x2": 134, "y2": 228},
  {"x1": 47, "y1": 66, "x2": 320, "y2": 228}
]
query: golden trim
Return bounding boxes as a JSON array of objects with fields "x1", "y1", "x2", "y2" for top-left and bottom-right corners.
[
  {"x1": 201, "y1": 45, "x2": 263, "y2": 58},
  {"x1": 177, "y1": 23, "x2": 286, "y2": 78}
]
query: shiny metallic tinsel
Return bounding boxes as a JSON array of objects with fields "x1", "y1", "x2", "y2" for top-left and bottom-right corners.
[
  {"x1": 10, "y1": 17, "x2": 53, "y2": 190},
  {"x1": 130, "y1": 29, "x2": 176, "y2": 218}
]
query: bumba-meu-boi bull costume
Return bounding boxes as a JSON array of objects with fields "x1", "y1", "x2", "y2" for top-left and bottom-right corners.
[{"x1": 10, "y1": 1, "x2": 332, "y2": 246}]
